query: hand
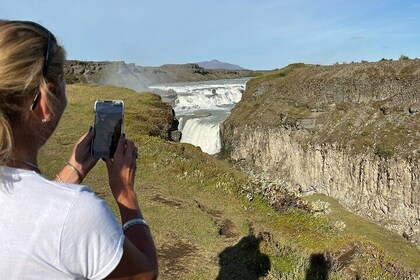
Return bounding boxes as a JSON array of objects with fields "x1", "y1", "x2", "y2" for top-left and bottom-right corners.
[
  {"x1": 68, "y1": 127, "x2": 99, "y2": 179},
  {"x1": 103, "y1": 134, "x2": 139, "y2": 206}
]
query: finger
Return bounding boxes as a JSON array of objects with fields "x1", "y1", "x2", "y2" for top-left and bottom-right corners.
[
  {"x1": 88, "y1": 157, "x2": 99, "y2": 166},
  {"x1": 77, "y1": 128, "x2": 95, "y2": 147},
  {"x1": 77, "y1": 132, "x2": 88, "y2": 144},
  {"x1": 125, "y1": 140, "x2": 135, "y2": 155},
  {"x1": 114, "y1": 134, "x2": 126, "y2": 156},
  {"x1": 83, "y1": 127, "x2": 95, "y2": 142},
  {"x1": 103, "y1": 157, "x2": 113, "y2": 169},
  {"x1": 131, "y1": 158, "x2": 137, "y2": 170}
]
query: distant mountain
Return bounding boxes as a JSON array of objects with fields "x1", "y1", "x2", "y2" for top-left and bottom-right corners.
[
  {"x1": 64, "y1": 60, "x2": 256, "y2": 90},
  {"x1": 196, "y1": 59, "x2": 245, "y2": 70}
]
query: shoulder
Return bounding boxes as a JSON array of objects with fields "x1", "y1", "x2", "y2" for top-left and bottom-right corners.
[
  {"x1": 38, "y1": 177, "x2": 114, "y2": 225},
  {"x1": 30, "y1": 170, "x2": 97, "y2": 202},
  {"x1": 13, "y1": 167, "x2": 110, "y2": 221},
  {"x1": 0, "y1": 166, "x2": 95, "y2": 203}
]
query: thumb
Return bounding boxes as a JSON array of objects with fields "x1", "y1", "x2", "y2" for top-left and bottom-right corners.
[
  {"x1": 79, "y1": 127, "x2": 95, "y2": 146},
  {"x1": 103, "y1": 157, "x2": 113, "y2": 170}
]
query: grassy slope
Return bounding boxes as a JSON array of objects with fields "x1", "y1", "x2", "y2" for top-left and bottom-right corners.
[
  {"x1": 39, "y1": 84, "x2": 419, "y2": 279},
  {"x1": 225, "y1": 62, "x2": 420, "y2": 159},
  {"x1": 305, "y1": 194, "x2": 420, "y2": 271}
]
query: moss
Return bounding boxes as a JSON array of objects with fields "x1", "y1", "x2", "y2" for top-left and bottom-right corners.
[
  {"x1": 375, "y1": 145, "x2": 394, "y2": 159},
  {"x1": 289, "y1": 106, "x2": 310, "y2": 119},
  {"x1": 335, "y1": 102, "x2": 351, "y2": 112},
  {"x1": 254, "y1": 63, "x2": 307, "y2": 82}
]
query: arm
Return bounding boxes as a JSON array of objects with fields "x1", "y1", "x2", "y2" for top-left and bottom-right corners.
[
  {"x1": 104, "y1": 135, "x2": 158, "y2": 279},
  {"x1": 56, "y1": 128, "x2": 98, "y2": 184}
]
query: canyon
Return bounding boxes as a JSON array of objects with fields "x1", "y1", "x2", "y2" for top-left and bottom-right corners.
[{"x1": 221, "y1": 60, "x2": 420, "y2": 245}]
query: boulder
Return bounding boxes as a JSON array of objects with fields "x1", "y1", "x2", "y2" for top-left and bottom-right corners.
[
  {"x1": 409, "y1": 103, "x2": 420, "y2": 114},
  {"x1": 170, "y1": 130, "x2": 182, "y2": 142},
  {"x1": 380, "y1": 106, "x2": 391, "y2": 115}
]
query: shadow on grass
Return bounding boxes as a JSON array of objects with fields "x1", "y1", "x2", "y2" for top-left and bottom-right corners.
[
  {"x1": 216, "y1": 235, "x2": 270, "y2": 280},
  {"x1": 305, "y1": 253, "x2": 331, "y2": 280}
]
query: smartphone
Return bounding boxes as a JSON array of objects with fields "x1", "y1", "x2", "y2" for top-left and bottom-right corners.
[{"x1": 91, "y1": 100, "x2": 124, "y2": 158}]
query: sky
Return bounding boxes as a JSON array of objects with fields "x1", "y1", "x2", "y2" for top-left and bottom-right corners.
[{"x1": 1, "y1": 0, "x2": 420, "y2": 70}]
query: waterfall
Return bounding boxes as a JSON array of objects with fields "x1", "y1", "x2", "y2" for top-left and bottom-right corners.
[
  {"x1": 149, "y1": 78, "x2": 249, "y2": 155},
  {"x1": 180, "y1": 118, "x2": 221, "y2": 155}
]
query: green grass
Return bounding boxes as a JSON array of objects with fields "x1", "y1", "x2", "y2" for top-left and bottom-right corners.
[
  {"x1": 304, "y1": 194, "x2": 420, "y2": 271},
  {"x1": 38, "y1": 84, "x2": 420, "y2": 279}
]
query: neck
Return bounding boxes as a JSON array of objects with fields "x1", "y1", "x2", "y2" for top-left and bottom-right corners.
[
  {"x1": 8, "y1": 148, "x2": 40, "y2": 173},
  {"x1": 9, "y1": 157, "x2": 41, "y2": 174},
  {"x1": 8, "y1": 126, "x2": 42, "y2": 172}
]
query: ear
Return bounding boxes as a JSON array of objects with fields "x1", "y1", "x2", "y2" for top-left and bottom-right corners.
[{"x1": 33, "y1": 82, "x2": 55, "y2": 123}]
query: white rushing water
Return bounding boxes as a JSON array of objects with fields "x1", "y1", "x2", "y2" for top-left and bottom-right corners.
[
  {"x1": 180, "y1": 117, "x2": 221, "y2": 155},
  {"x1": 149, "y1": 78, "x2": 249, "y2": 154}
]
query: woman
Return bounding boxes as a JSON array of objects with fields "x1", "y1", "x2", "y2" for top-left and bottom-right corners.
[{"x1": 0, "y1": 20, "x2": 158, "y2": 279}]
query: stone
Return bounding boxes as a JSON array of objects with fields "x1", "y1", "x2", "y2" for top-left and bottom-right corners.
[
  {"x1": 298, "y1": 118, "x2": 316, "y2": 129},
  {"x1": 409, "y1": 103, "x2": 420, "y2": 114},
  {"x1": 194, "y1": 112, "x2": 212, "y2": 118},
  {"x1": 170, "y1": 130, "x2": 182, "y2": 142},
  {"x1": 380, "y1": 106, "x2": 390, "y2": 115}
]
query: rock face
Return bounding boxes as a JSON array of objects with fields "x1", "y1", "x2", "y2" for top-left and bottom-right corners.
[
  {"x1": 168, "y1": 108, "x2": 182, "y2": 142},
  {"x1": 221, "y1": 60, "x2": 420, "y2": 245},
  {"x1": 169, "y1": 130, "x2": 182, "y2": 142},
  {"x1": 64, "y1": 60, "x2": 255, "y2": 90},
  {"x1": 224, "y1": 126, "x2": 420, "y2": 243}
]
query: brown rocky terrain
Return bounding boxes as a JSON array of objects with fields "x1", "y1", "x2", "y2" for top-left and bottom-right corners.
[
  {"x1": 221, "y1": 59, "x2": 420, "y2": 245},
  {"x1": 64, "y1": 60, "x2": 258, "y2": 91}
]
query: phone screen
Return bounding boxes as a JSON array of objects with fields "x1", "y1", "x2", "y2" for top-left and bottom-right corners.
[{"x1": 92, "y1": 100, "x2": 124, "y2": 158}]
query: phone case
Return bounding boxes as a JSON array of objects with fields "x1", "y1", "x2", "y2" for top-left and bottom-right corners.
[{"x1": 92, "y1": 100, "x2": 124, "y2": 158}]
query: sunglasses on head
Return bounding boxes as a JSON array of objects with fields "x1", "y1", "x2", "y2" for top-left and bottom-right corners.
[
  {"x1": 9, "y1": 21, "x2": 58, "y2": 111},
  {"x1": 10, "y1": 21, "x2": 57, "y2": 77}
]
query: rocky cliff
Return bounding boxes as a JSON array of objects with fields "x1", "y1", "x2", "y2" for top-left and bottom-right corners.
[
  {"x1": 221, "y1": 60, "x2": 420, "y2": 245},
  {"x1": 64, "y1": 60, "x2": 256, "y2": 91}
]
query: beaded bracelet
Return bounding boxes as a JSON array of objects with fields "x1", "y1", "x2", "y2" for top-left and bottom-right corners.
[{"x1": 123, "y1": 218, "x2": 149, "y2": 232}]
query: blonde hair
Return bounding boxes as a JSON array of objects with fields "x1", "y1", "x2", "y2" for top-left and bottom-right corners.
[{"x1": 0, "y1": 20, "x2": 66, "y2": 163}]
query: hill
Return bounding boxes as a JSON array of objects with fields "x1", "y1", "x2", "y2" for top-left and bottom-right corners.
[
  {"x1": 64, "y1": 60, "x2": 257, "y2": 91},
  {"x1": 221, "y1": 60, "x2": 420, "y2": 248},
  {"x1": 196, "y1": 59, "x2": 245, "y2": 70},
  {"x1": 37, "y1": 84, "x2": 420, "y2": 279}
]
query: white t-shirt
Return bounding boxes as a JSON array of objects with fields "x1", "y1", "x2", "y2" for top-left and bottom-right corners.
[{"x1": 0, "y1": 166, "x2": 124, "y2": 279}]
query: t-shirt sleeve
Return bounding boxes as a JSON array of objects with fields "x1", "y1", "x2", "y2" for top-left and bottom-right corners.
[{"x1": 59, "y1": 188, "x2": 124, "y2": 280}]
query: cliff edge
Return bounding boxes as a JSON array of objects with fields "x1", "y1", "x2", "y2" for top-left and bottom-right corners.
[
  {"x1": 64, "y1": 60, "x2": 256, "y2": 91},
  {"x1": 221, "y1": 60, "x2": 420, "y2": 245}
]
